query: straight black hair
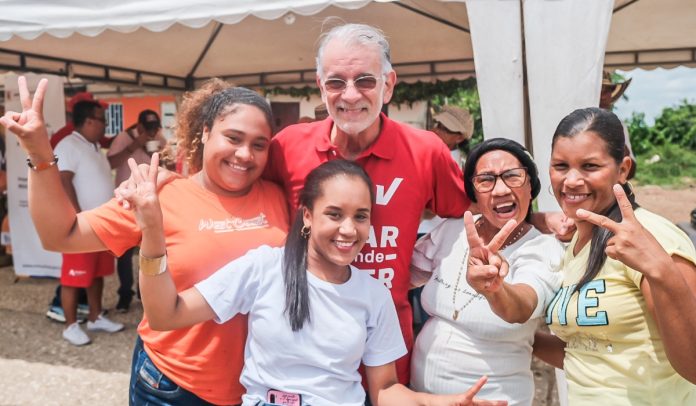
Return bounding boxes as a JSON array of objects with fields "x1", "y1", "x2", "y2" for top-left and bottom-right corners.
[
  {"x1": 552, "y1": 107, "x2": 639, "y2": 293},
  {"x1": 283, "y1": 160, "x2": 374, "y2": 331}
]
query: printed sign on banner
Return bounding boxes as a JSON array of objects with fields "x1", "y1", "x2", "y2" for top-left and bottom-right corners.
[{"x1": 4, "y1": 74, "x2": 64, "y2": 277}]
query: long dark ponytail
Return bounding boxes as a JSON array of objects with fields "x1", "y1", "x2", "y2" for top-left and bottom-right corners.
[
  {"x1": 283, "y1": 160, "x2": 374, "y2": 331},
  {"x1": 552, "y1": 107, "x2": 639, "y2": 293}
]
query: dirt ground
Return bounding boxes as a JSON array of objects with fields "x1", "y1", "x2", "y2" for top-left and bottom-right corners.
[{"x1": 0, "y1": 185, "x2": 694, "y2": 405}]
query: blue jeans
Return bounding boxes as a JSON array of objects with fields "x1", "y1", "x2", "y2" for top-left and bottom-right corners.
[{"x1": 129, "y1": 336, "x2": 216, "y2": 406}]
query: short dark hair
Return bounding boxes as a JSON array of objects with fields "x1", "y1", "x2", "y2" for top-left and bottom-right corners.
[
  {"x1": 72, "y1": 100, "x2": 103, "y2": 128},
  {"x1": 463, "y1": 138, "x2": 541, "y2": 222}
]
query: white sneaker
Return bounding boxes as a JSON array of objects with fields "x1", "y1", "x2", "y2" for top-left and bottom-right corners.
[
  {"x1": 63, "y1": 322, "x2": 91, "y2": 346},
  {"x1": 87, "y1": 315, "x2": 124, "y2": 333}
]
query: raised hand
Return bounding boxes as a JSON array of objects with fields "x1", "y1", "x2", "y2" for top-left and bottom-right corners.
[
  {"x1": 430, "y1": 376, "x2": 508, "y2": 406},
  {"x1": 117, "y1": 154, "x2": 163, "y2": 232},
  {"x1": 0, "y1": 77, "x2": 53, "y2": 157},
  {"x1": 464, "y1": 211, "x2": 517, "y2": 294},
  {"x1": 576, "y1": 184, "x2": 672, "y2": 275},
  {"x1": 547, "y1": 211, "x2": 576, "y2": 242},
  {"x1": 115, "y1": 164, "x2": 178, "y2": 210}
]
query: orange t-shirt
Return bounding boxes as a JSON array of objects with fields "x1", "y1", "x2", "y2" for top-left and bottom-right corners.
[{"x1": 84, "y1": 177, "x2": 289, "y2": 405}]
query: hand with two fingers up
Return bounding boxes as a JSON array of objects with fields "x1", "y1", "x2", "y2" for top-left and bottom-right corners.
[
  {"x1": 463, "y1": 211, "x2": 517, "y2": 295},
  {"x1": 576, "y1": 184, "x2": 673, "y2": 278},
  {"x1": 117, "y1": 154, "x2": 164, "y2": 233},
  {"x1": 0, "y1": 77, "x2": 54, "y2": 162}
]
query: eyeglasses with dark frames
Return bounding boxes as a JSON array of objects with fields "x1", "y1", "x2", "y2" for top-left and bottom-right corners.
[
  {"x1": 89, "y1": 116, "x2": 107, "y2": 124},
  {"x1": 323, "y1": 75, "x2": 380, "y2": 93},
  {"x1": 472, "y1": 167, "x2": 528, "y2": 193}
]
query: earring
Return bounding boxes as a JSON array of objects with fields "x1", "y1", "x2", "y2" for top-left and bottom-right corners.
[
  {"x1": 300, "y1": 225, "x2": 311, "y2": 239},
  {"x1": 548, "y1": 184, "x2": 554, "y2": 196},
  {"x1": 624, "y1": 181, "x2": 635, "y2": 197}
]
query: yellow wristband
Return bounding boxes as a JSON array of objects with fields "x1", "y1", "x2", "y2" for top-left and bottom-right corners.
[{"x1": 139, "y1": 253, "x2": 167, "y2": 276}]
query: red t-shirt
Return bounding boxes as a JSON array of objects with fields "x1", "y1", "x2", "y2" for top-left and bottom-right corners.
[
  {"x1": 264, "y1": 113, "x2": 470, "y2": 383},
  {"x1": 84, "y1": 177, "x2": 289, "y2": 405}
]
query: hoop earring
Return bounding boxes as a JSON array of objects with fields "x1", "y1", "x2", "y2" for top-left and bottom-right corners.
[
  {"x1": 300, "y1": 226, "x2": 311, "y2": 239},
  {"x1": 624, "y1": 181, "x2": 635, "y2": 197}
]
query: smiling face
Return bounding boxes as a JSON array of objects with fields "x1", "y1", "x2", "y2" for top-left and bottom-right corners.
[
  {"x1": 303, "y1": 175, "x2": 372, "y2": 277},
  {"x1": 317, "y1": 39, "x2": 395, "y2": 139},
  {"x1": 199, "y1": 104, "x2": 272, "y2": 197},
  {"x1": 473, "y1": 150, "x2": 532, "y2": 230},
  {"x1": 550, "y1": 130, "x2": 630, "y2": 222}
]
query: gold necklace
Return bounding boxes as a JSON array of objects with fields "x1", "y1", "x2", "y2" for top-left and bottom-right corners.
[{"x1": 451, "y1": 220, "x2": 530, "y2": 321}]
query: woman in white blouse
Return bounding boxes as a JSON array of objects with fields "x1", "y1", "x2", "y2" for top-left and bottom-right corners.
[{"x1": 410, "y1": 138, "x2": 565, "y2": 406}]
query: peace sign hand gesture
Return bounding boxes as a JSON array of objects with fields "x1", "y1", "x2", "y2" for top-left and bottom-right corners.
[
  {"x1": 0, "y1": 77, "x2": 53, "y2": 158},
  {"x1": 117, "y1": 154, "x2": 164, "y2": 233},
  {"x1": 576, "y1": 184, "x2": 672, "y2": 276},
  {"x1": 464, "y1": 211, "x2": 517, "y2": 295}
]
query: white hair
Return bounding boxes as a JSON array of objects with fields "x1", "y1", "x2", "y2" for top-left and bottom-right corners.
[{"x1": 315, "y1": 23, "x2": 392, "y2": 79}]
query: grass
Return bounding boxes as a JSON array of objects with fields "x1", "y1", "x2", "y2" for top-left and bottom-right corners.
[{"x1": 634, "y1": 144, "x2": 696, "y2": 187}]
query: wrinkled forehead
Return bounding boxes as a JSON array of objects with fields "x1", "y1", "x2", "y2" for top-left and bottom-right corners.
[{"x1": 320, "y1": 39, "x2": 383, "y2": 72}]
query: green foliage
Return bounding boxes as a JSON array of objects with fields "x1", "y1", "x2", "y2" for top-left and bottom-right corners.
[
  {"x1": 626, "y1": 100, "x2": 696, "y2": 155},
  {"x1": 634, "y1": 143, "x2": 696, "y2": 186},
  {"x1": 391, "y1": 78, "x2": 477, "y2": 107},
  {"x1": 262, "y1": 86, "x2": 319, "y2": 100}
]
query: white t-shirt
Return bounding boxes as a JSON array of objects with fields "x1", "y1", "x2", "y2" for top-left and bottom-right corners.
[
  {"x1": 195, "y1": 245, "x2": 406, "y2": 406},
  {"x1": 54, "y1": 131, "x2": 113, "y2": 210},
  {"x1": 410, "y1": 218, "x2": 564, "y2": 405}
]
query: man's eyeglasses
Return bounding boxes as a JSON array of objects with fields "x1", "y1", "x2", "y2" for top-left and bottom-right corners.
[
  {"x1": 323, "y1": 75, "x2": 379, "y2": 93},
  {"x1": 472, "y1": 167, "x2": 527, "y2": 193},
  {"x1": 89, "y1": 116, "x2": 107, "y2": 124}
]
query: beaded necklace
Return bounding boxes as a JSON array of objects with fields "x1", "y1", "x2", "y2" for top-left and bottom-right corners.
[{"x1": 450, "y1": 220, "x2": 529, "y2": 320}]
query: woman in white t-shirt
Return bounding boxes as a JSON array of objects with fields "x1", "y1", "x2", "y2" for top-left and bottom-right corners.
[
  {"x1": 123, "y1": 158, "x2": 506, "y2": 406},
  {"x1": 410, "y1": 138, "x2": 564, "y2": 405}
]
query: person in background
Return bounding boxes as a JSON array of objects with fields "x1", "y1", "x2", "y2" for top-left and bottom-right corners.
[
  {"x1": 52, "y1": 100, "x2": 124, "y2": 345},
  {"x1": 532, "y1": 107, "x2": 696, "y2": 404},
  {"x1": 107, "y1": 109, "x2": 167, "y2": 312},
  {"x1": 599, "y1": 71, "x2": 636, "y2": 179},
  {"x1": 431, "y1": 105, "x2": 474, "y2": 168},
  {"x1": 46, "y1": 91, "x2": 108, "y2": 323},
  {"x1": 314, "y1": 103, "x2": 329, "y2": 121},
  {"x1": 410, "y1": 138, "x2": 564, "y2": 405}
]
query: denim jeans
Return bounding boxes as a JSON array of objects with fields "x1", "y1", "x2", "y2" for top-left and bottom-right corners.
[{"x1": 129, "y1": 336, "x2": 216, "y2": 406}]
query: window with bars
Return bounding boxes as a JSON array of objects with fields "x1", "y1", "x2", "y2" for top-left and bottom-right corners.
[{"x1": 105, "y1": 103, "x2": 123, "y2": 136}]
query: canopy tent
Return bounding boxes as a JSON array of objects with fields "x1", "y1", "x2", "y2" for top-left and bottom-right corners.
[
  {"x1": 1, "y1": 0, "x2": 694, "y2": 91},
  {"x1": 1, "y1": 0, "x2": 695, "y2": 279}
]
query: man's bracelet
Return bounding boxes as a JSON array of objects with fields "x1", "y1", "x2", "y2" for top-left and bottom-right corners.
[
  {"x1": 139, "y1": 253, "x2": 168, "y2": 276},
  {"x1": 27, "y1": 155, "x2": 59, "y2": 171}
]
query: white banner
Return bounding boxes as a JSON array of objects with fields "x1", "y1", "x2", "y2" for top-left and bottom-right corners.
[
  {"x1": 465, "y1": 0, "x2": 525, "y2": 145},
  {"x1": 524, "y1": 0, "x2": 614, "y2": 211},
  {"x1": 4, "y1": 73, "x2": 64, "y2": 277}
]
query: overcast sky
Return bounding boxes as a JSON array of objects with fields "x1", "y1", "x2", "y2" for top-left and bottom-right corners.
[{"x1": 613, "y1": 66, "x2": 696, "y2": 124}]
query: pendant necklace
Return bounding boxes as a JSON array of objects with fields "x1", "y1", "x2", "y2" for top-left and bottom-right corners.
[{"x1": 451, "y1": 220, "x2": 530, "y2": 321}]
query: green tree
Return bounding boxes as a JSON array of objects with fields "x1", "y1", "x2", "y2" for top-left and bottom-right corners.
[{"x1": 651, "y1": 100, "x2": 696, "y2": 150}]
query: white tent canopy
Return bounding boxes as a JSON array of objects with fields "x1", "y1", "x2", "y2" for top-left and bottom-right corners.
[{"x1": 1, "y1": 0, "x2": 694, "y2": 90}]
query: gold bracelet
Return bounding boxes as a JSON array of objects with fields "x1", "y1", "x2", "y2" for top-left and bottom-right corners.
[
  {"x1": 27, "y1": 155, "x2": 59, "y2": 171},
  {"x1": 139, "y1": 253, "x2": 167, "y2": 276}
]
